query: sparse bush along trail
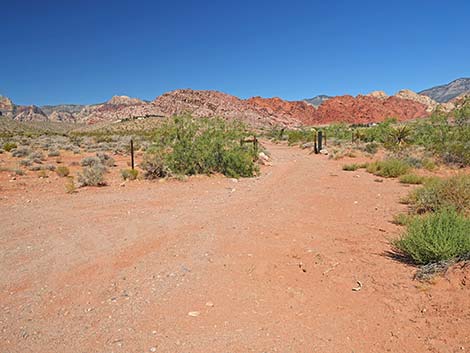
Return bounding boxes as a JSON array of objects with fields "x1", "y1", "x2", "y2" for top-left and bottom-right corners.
[{"x1": 0, "y1": 141, "x2": 468, "y2": 353}]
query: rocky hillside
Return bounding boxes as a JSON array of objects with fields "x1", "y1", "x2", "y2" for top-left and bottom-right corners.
[
  {"x1": 419, "y1": 78, "x2": 470, "y2": 103},
  {"x1": 0, "y1": 88, "x2": 451, "y2": 127},
  {"x1": 0, "y1": 95, "x2": 48, "y2": 121},
  {"x1": 316, "y1": 95, "x2": 429, "y2": 124}
]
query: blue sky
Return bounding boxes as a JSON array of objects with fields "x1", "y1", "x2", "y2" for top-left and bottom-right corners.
[{"x1": 2, "y1": 0, "x2": 469, "y2": 105}]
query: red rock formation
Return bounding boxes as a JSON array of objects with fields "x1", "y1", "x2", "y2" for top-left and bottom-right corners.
[
  {"x1": 0, "y1": 90, "x2": 434, "y2": 126},
  {"x1": 246, "y1": 97, "x2": 320, "y2": 125},
  {"x1": 316, "y1": 95, "x2": 430, "y2": 124}
]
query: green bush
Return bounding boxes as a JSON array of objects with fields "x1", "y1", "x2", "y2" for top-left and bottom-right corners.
[
  {"x1": 366, "y1": 159, "x2": 411, "y2": 178},
  {"x1": 342, "y1": 163, "x2": 360, "y2": 171},
  {"x1": 77, "y1": 165, "x2": 106, "y2": 187},
  {"x1": 393, "y1": 208, "x2": 470, "y2": 265},
  {"x1": 411, "y1": 110, "x2": 470, "y2": 166},
  {"x1": 287, "y1": 129, "x2": 315, "y2": 145},
  {"x1": 408, "y1": 174, "x2": 470, "y2": 215},
  {"x1": 399, "y1": 174, "x2": 425, "y2": 185},
  {"x1": 3, "y1": 142, "x2": 17, "y2": 152},
  {"x1": 392, "y1": 213, "x2": 414, "y2": 226},
  {"x1": 121, "y1": 168, "x2": 139, "y2": 180},
  {"x1": 56, "y1": 166, "x2": 70, "y2": 177},
  {"x1": 142, "y1": 115, "x2": 258, "y2": 178}
]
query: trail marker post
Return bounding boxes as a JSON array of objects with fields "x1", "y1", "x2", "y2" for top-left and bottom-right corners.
[
  {"x1": 130, "y1": 139, "x2": 135, "y2": 170},
  {"x1": 318, "y1": 131, "x2": 323, "y2": 151}
]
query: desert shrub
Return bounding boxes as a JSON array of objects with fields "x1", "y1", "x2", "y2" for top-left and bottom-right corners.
[
  {"x1": 342, "y1": 163, "x2": 360, "y2": 171},
  {"x1": 14, "y1": 168, "x2": 25, "y2": 176},
  {"x1": 3, "y1": 142, "x2": 17, "y2": 152},
  {"x1": 28, "y1": 165, "x2": 43, "y2": 171},
  {"x1": 44, "y1": 164, "x2": 56, "y2": 171},
  {"x1": 220, "y1": 146, "x2": 259, "y2": 178},
  {"x1": 56, "y1": 166, "x2": 70, "y2": 177},
  {"x1": 412, "y1": 110, "x2": 470, "y2": 166},
  {"x1": 393, "y1": 208, "x2": 470, "y2": 265},
  {"x1": 11, "y1": 147, "x2": 31, "y2": 157},
  {"x1": 0, "y1": 149, "x2": 4, "y2": 154},
  {"x1": 408, "y1": 174, "x2": 470, "y2": 215},
  {"x1": 121, "y1": 168, "x2": 139, "y2": 180},
  {"x1": 267, "y1": 127, "x2": 287, "y2": 141},
  {"x1": 392, "y1": 213, "x2": 414, "y2": 226},
  {"x1": 143, "y1": 115, "x2": 257, "y2": 178},
  {"x1": 399, "y1": 174, "x2": 425, "y2": 185},
  {"x1": 287, "y1": 129, "x2": 315, "y2": 145},
  {"x1": 19, "y1": 159, "x2": 33, "y2": 167},
  {"x1": 38, "y1": 170, "x2": 48, "y2": 178},
  {"x1": 422, "y1": 159, "x2": 436, "y2": 171},
  {"x1": 96, "y1": 152, "x2": 115, "y2": 167},
  {"x1": 141, "y1": 152, "x2": 170, "y2": 179},
  {"x1": 356, "y1": 118, "x2": 396, "y2": 143},
  {"x1": 324, "y1": 123, "x2": 351, "y2": 141},
  {"x1": 364, "y1": 142, "x2": 378, "y2": 154},
  {"x1": 80, "y1": 156, "x2": 102, "y2": 167},
  {"x1": 48, "y1": 149, "x2": 60, "y2": 157},
  {"x1": 366, "y1": 159, "x2": 411, "y2": 178},
  {"x1": 77, "y1": 165, "x2": 106, "y2": 187},
  {"x1": 65, "y1": 177, "x2": 77, "y2": 194}
]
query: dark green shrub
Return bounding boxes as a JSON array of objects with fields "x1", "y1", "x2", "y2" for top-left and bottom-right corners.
[
  {"x1": 393, "y1": 208, "x2": 470, "y2": 265},
  {"x1": 3, "y1": 142, "x2": 17, "y2": 152},
  {"x1": 221, "y1": 146, "x2": 259, "y2": 178},
  {"x1": 143, "y1": 115, "x2": 257, "y2": 178}
]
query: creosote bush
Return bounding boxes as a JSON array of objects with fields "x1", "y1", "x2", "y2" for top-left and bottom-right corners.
[
  {"x1": 399, "y1": 174, "x2": 425, "y2": 185},
  {"x1": 142, "y1": 115, "x2": 258, "y2": 179},
  {"x1": 3, "y1": 142, "x2": 17, "y2": 152},
  {"x1": 407, "y1": 174, "x2": 470, "y2": 215},
  {"x1": 393, "y1": 208, "x2": 470, "y2": 265},
  {"x1": 366, "y1": 159, "x2": 411, "y2": 178}
]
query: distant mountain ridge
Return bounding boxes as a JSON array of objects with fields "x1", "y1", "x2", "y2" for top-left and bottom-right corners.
[
  {"x1": 304, "y1": 95, "x2": 331, "y2": 107},
  {"x1": 2, "y1": 78, "x2": 468, "y2": 127},
  {"x1": 419, "y1": 78, "x2": 470, "y2": 103}
]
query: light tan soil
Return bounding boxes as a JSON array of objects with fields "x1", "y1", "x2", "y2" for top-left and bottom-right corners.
[{"x1": 0, "y1": 142, "x2": 469, "y2": 353}]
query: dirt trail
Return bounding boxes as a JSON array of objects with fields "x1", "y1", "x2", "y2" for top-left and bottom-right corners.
[{"x1": 1, "y1": 142, "x2": 469, "y2": 353}]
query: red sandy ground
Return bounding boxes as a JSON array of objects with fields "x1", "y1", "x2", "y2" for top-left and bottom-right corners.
[{"x1": 0, "y1": 142, "x2": 469, "y2": 353}]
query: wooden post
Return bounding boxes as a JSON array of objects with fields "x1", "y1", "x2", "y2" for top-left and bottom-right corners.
[
  {"x1": 324, "y1": 132, "x2": 327, "y2": 146},
  {"x1": 130, "y1": 139, "x2": 135, "y2": 170},
  {"x1": 253, "y1": 136, "x2": 258, "y2": 154},
  {"x1": 318, "y1": 131, "x2": 323, "y2": 151}
]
